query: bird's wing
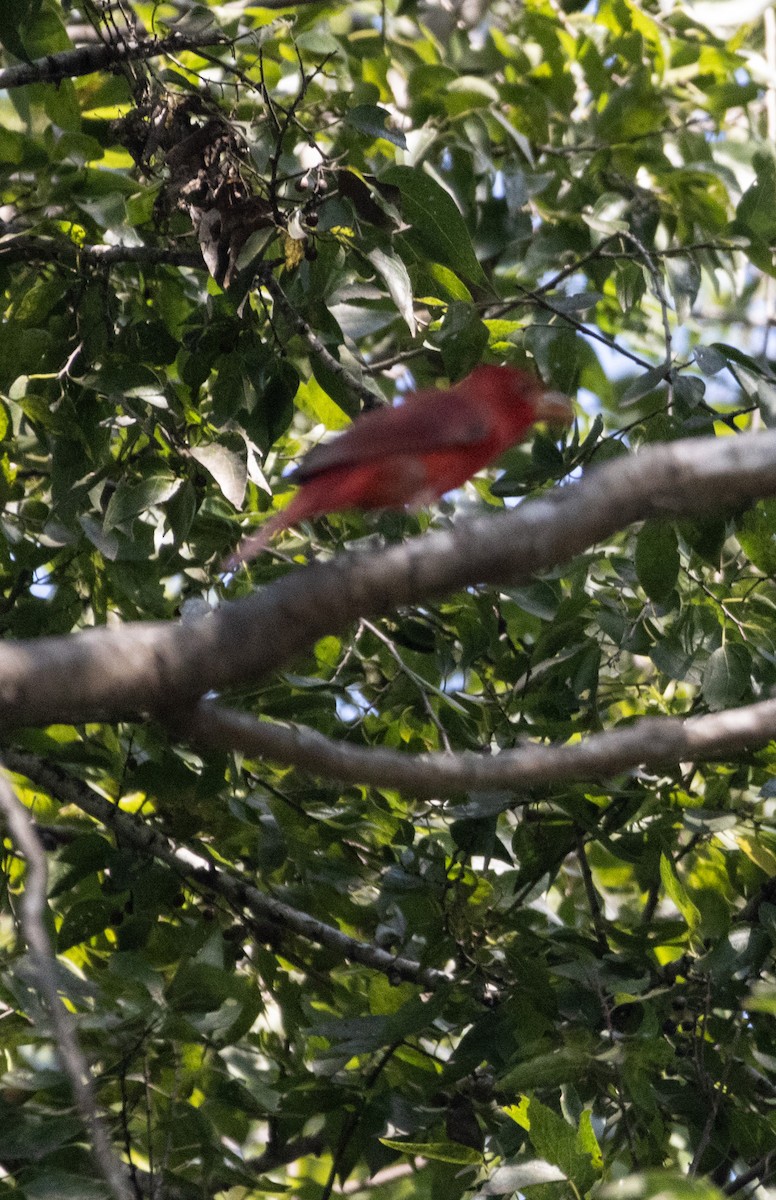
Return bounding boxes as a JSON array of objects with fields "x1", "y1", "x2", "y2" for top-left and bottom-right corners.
[{"x1": 293, "y1": 388, "x2": 492, "y2": 482}]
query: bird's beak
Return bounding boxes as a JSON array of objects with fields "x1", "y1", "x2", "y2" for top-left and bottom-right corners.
[{"x1": 535, "y1": 391, "x2": 574, "y2": 428}]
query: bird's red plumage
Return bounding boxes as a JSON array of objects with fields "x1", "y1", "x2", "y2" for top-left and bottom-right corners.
[{"x1": 225, "y1": 365, "x2": 572, "y2": 567}]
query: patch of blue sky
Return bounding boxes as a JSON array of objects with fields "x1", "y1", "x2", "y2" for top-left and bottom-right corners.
[
  {"x1": 30, "y1": 567, "x2": 55, "y2": 600},
  {"x1": 335, "y1": 684, "x2": 377, "y2": 723}
]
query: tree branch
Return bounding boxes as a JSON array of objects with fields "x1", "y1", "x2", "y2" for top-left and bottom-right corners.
[
  {"x1": 0, "y1": 235, "x2": 203, "y2": 270},
  {"x1": 1, "y1": 430, "x2": 776, "y2": 728},
  {"x1": 0, "y1": 30, "x2": 230, "y2": 90},
  {"x1": 0, "y1": 767, "x2": 133, "y2": 1200},
  {"x1": 183, "y1": 696, "x2": 776, "y2": 797},
  {"x1": 725, "y1": 1151, "x2": 776, "y2": 1195},
  {"x1": 0, "y1": 237, "x2": 385, "y2": 410},
  {"x1": 263, "y1": 273, "x2": 383, "y2": 410},
  {"x1": 3, "y1": 750, "x2": 450, "y2": 989},
  {"x1": 576, "y1": 830, "x2": 610, "y2": 953}
]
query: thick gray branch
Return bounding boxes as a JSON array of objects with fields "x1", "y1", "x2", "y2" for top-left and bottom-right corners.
[
  {"x1": 186, "y1": 698, "x2": 776, "y2": 798},
  {"x1": 2, "y1": 429, "x2": 776, "y2": 727}
]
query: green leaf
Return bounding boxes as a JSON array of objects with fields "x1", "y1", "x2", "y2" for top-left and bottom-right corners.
[
  {"x1": 57, "y1": 898, "x2": 113, "y2": 951},
  {"x1": 0, "y1": 0, "x2": 36, "y2": 61},
  {"x1": 499, "y1": 1049, "x2": 590, "y2": 1092},
  {"x1": 103, "y1": 474, "x2": 182, "y2": 531},
  {"x1": 481, "y1": 1160, "x2": 566, "y2": 1193},
  {"x1": 166, "y1": 962, "x2": 234, "y2": 1013},
  {"x1": 577, "y1": 1109, "x2": 603, "y2": 1169},
  {"x1": 680, "y1": 516, "x2": 727, "y2": 566},
  {"x1": 660, "y1": 853, "x2": 702, "y2": 935},
  {"x1": 444, "y1": 74, "x2": 499, "y2": 116},
  {"x1": 35, "y1": 69, "x2": 80, "y2": 136},
  {"x1": 426, "y1": 262, "x2": 473, "y2": 302},
  {"x1": 381, "y1": 165, "x2": 488, "y2": 287},
  {"x1": 18, "y1": 0, "x2": 70, "y2": 58},
  {"x1": 502, "y1": 1095, "x2": 600, "y2": 1192},
  {"x1": 694, "y1": 345, "x2": 727, "y2": 376},
  {"x1": 601, "y1": 1170, "x2": 727, "y2": 1200},
  {"x1": 635, "y1": 521, "x2": 679, "y2": 603},
  {"x1": 344, "y1": 104, "x2": 407, "y2": 149},
  {"x1": 50, "y1": 833, "x2": 113, "y2": 896},
  {"x1": 367, "y1": 247, "x2": 416, "y2": 334},
  {"x1": 17, "y1": 1171, "x2": 110, "y2": 1200},
  {"x1": 0, "y1": 1113, "x2": 82, "y2": 1158},
  {"x1": 615, "y1": 261, "x2": 647, "y2": 311},
  {"x1": 736, "y1": 834, "x2": 776, "y2": 876},
  {"x1": 83, "y1": 362, "x2": 167, "y2": 403},
  {"x1": 709, "y1": 342, "x2": 771, "y2": 377},
  {"x1": 434, "y1": 301, "x2": 489, "y2": 379},
  {"x1": 596, "y1": 68, "x2": 666, "y2": 140},
  {"x1": 379, "y1": 1138, "x2": 483, "y2": 1164},
  {"x1": 666, "y1": 256, "x2": 700, "y2": 322},
  {"x1": 190, "y1": 444, "x2": 247, "y2": 509},
  {"x1": 295, "y1": 374, "x2": 351, "y2": 429},
  {"x1": 336, "y1": 166, "x2": 401, "y2": 230},
  {"x1": 737, "y1": 498, "x2": 776, "y2": 574},
  {"x1": 734, "y1": 149, "x2": 776, "y2": 242},
  {"x1": 295, "y1": 28, "x2": 340, "y2": 55},
  {"x1": 621, "y1": 364, "x2": 669, "y2": 406},
  {"x1": 701, "y1": 644, "x2": 751, "y2": 711},
  {"x1": 125, "y1": 185, "x2": 161, "y2": 227},
  {"x1": 748, "y1": 981, "x2": 776, "y2": 1015},
  {"x1": 650, "y1": 634, "x2": 701, "y2": 683}
]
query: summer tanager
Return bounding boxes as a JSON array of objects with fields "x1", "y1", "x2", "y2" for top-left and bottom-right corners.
[{"x1": 226, "y1": 365, "x2": 573, "y2": 566}]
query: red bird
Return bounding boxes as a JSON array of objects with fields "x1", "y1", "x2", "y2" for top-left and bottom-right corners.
[{"x1": 226, "y1": 365, "x2": 573, "y2": 566}]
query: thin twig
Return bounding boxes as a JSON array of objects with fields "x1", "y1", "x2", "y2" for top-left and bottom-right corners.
[
  {"x1": 320, "y1": 1041, "x2": 402, "y2": 1200},
  {"x1": 690, "y1": 1018, "x2": 740, "y2": 1177},
  {"x1": 531, "y1": 234, "x2": 620, "y2": 296},
  {"x1": 263, "y1": 272, "x2": 383, "y2": 409},
  {"x1": 360, "y1": 618, "x2": 453, "y2": 751},
  {"x1": 595, "y1": 977, "x2": 639, "y2": 1165},
  {"x1": 2, "y1": 750, "x2": 450, "y2": 990},
  {"x1": 266, "y1": 47, "x2": 334, "y2": 222},
  {"x1": 532, "y1": 115, "x2": 714, "y2": 157},
  {"x1": 575, "y1": 831, "x2": 609, "y2": 953},
  {"x1": 725, "y1": 1151, "x2": 776, "y2": 1194},
  {"x1": 496, "y1": 287, "x2": 655, "y2": 371},
  {"x1": 0, "y1": 767, "x2": 132, "y2": 1200},
  {"x1": 619, "y1": 230, "x2": 674, "y2": 385},
  {"x1": 683, "y1": 567, "x2": 749, "y2": 639},
  {"x1": 599, "y1": 242, "x2": 742, "y2": 260}
]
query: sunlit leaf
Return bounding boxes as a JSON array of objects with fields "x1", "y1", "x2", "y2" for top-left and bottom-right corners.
[{"x1": 381, "y1": 165, "x2": 488, "y2": 287}]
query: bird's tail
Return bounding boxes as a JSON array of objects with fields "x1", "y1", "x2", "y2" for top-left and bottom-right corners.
[{"x1": 221, "y1": 492, "x2": 313, "y2": 571}]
